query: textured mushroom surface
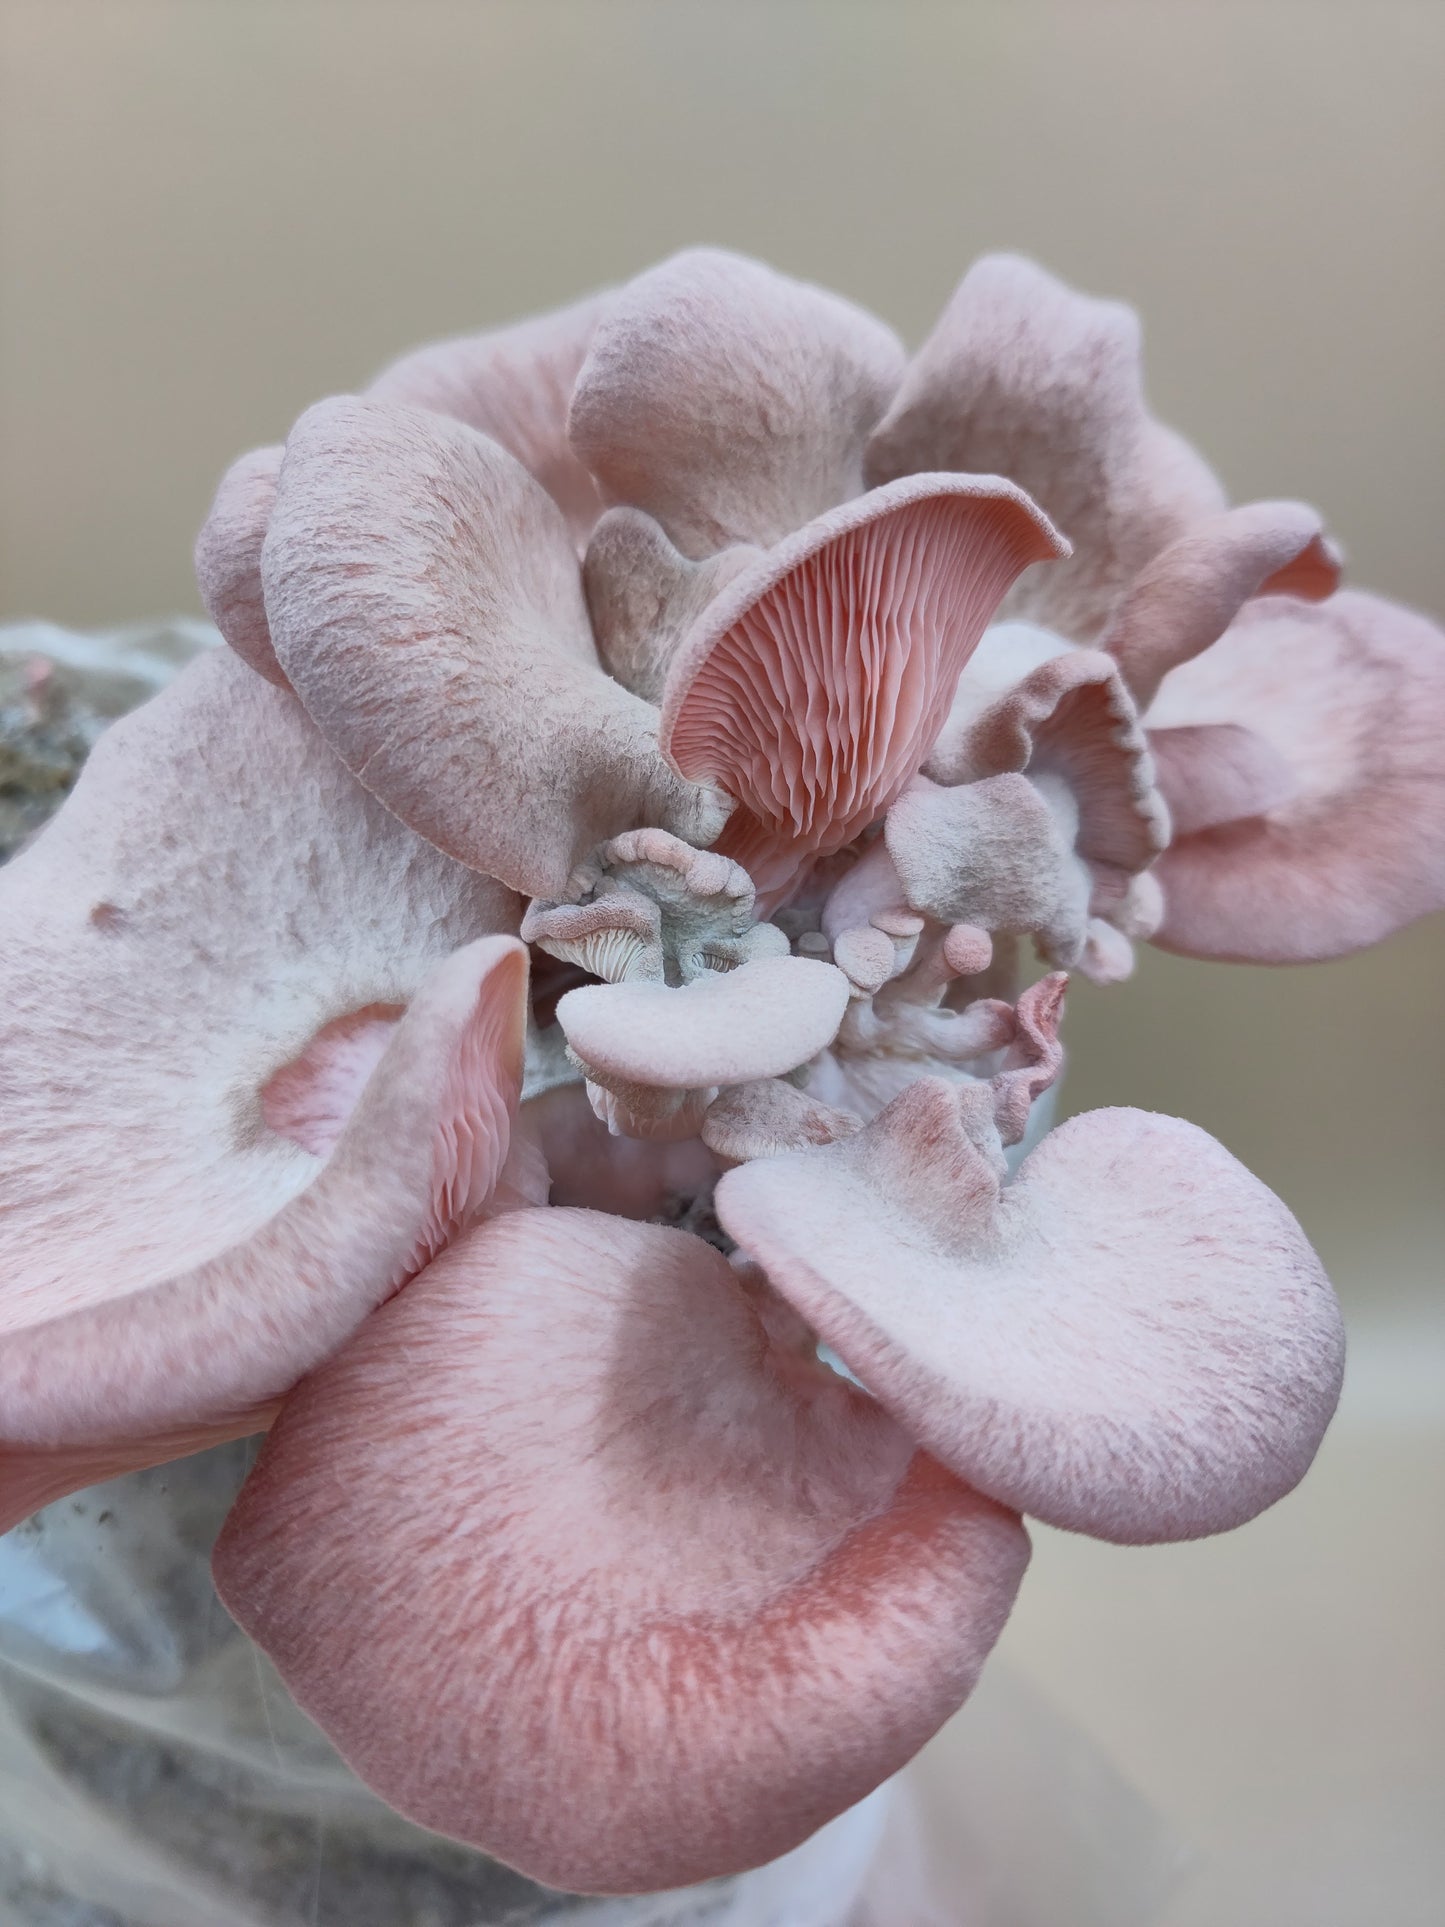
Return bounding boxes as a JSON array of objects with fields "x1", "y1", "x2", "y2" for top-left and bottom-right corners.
[
  {"x1": 213, "y1": 1208, "x2": 1029, "y2": 1894},
  {"x1": 717, "y1": 1090, "x2": 1344, "y2": 1543},
  {"x1": 263, "y1": 398, "x2": 727, "y2": 898},
  {"x1": 662, "y1": 474, "x2": 1068, "y2": 902},
  {"x1": 557, "y1": 954, "x2": 850, "y2": 1088},
  {"x1": 0, "y1": 651, "x2": 524, "y2": 1526},
  {"x1": 568, "y1": 247, "x2": 905, "y2": 556},
  {"x1": 867, "y1": 253, "x2": 1226, "y2": 642},
  {"x1": 193, "y1": 444, "x2": 286, "y2": 685},
  {"x1": 1146, "y1": 590, "x2": 1445, "y2": 961}
]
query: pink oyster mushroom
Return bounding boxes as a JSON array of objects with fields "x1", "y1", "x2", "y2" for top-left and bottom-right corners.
[{"x1": 3, "y1": 244, "x2": 1440, "y2": 1895}]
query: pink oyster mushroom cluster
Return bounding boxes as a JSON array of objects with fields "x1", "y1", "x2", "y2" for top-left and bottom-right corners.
[{"x1": 3, "y1": 249, "x2": 1443, "y2": 1896}]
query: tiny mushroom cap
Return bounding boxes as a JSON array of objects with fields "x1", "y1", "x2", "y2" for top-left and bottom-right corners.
[
  {"x1": 0, "y1": 651, "x2": 528, "y2": 1531},
  {"x1": 832, "y1": 923, "x2": 898, "y2": 995},
  {"x1": 556, "y1": 955, "x2": 851, "y2": 1090},
  {"x1": 572, "y1": 826, "x2": 788, "y2": 981},
  {"x1": 717, "y1": 1080, "x2": 1344, "y2": 1545},
  {"x1": 213, "y1": 1207, "x2": 1030, "y2": 1894},
  {"x1": 521, "y1": 892, "x2": 666, "y2": 985}
]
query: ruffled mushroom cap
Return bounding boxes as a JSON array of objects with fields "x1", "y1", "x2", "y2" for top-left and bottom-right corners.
[
  {"x1": 195, "y1": 291, "x2": 609, "y2": 688},
  {"x1": 521, "y1": 891, "x2": 667, "y2": 985},
  {"x1": 260, "y1": 397, "x2": 729, "y2": 899},
  {"x1": 367, "y1": 290, "x2": 608, "y2": 545},
  {"x1": 717, "y1": 1083, "x2": 1344, "y2": 1545},
  {"x1": 568, "y1": 247, "x2": 907, "y2": 557},
  {"x1": 212, "y1": 1207, "x2": 1030, "y2": 1894},
  {"x1": 12, "y1": 243, "x2": 1432, "y2": 1901},
  {"x1": 884, "y1": 644, "x2": 1168, "y2": 975},
  {"x1": 799, "y1": 964, "x2": 1037, "y2": 1129},
  {"x1": 988, "y1": 971, "x2": 1069, "y2": 1148},
  {"x1": 1099, "y1": 499, "x2": 1341, "y2": 710},
  {"x1": 0, "y1": 652, "x2": 526, "y2": 1529},
  {"x1": 866, "y1": 253, "x2": 1226, "y2": 643},
  {"x1": 860, "y1": 253, "x2": 1443, "y2": 963},
  {"x1": 1146, "y1": 589, "x2": 1445, "y2": 960}
]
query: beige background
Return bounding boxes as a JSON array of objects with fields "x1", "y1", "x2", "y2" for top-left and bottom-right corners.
[{"x1": 2, "y1": 4, "x2": 1442, "y2": 1923}]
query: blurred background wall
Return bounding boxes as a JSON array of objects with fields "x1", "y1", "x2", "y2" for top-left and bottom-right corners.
[{"x1": 2, "y1": 4, "x2": 1441, "y2": 1923}]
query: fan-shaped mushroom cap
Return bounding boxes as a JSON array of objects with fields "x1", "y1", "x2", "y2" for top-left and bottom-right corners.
[
  {"x1": 568, "y1": 246, "x2": 906, "y2": 557},
  {"x1": 213, "y1": 1207, "x2": 1030, "y2": 1894},
  {"x1": 262, "y1": 397, "x2": 729, "y2": 899},
  {"x1": 867, "y1": 253, "x2": 1225, "y2": 643},
  {"x1": 660, "y1": 475, "x2": 1068, "y2": 905},
  {"x1": 0, "y1": 652, "x2": 526, "y2": 1529},
  {"x1": 717, "y1": 1088, "x2": 1344, "y2": 1544},
  {"x1": 1147, "y1": 589, "x2": 1445, "y2": 961}
]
